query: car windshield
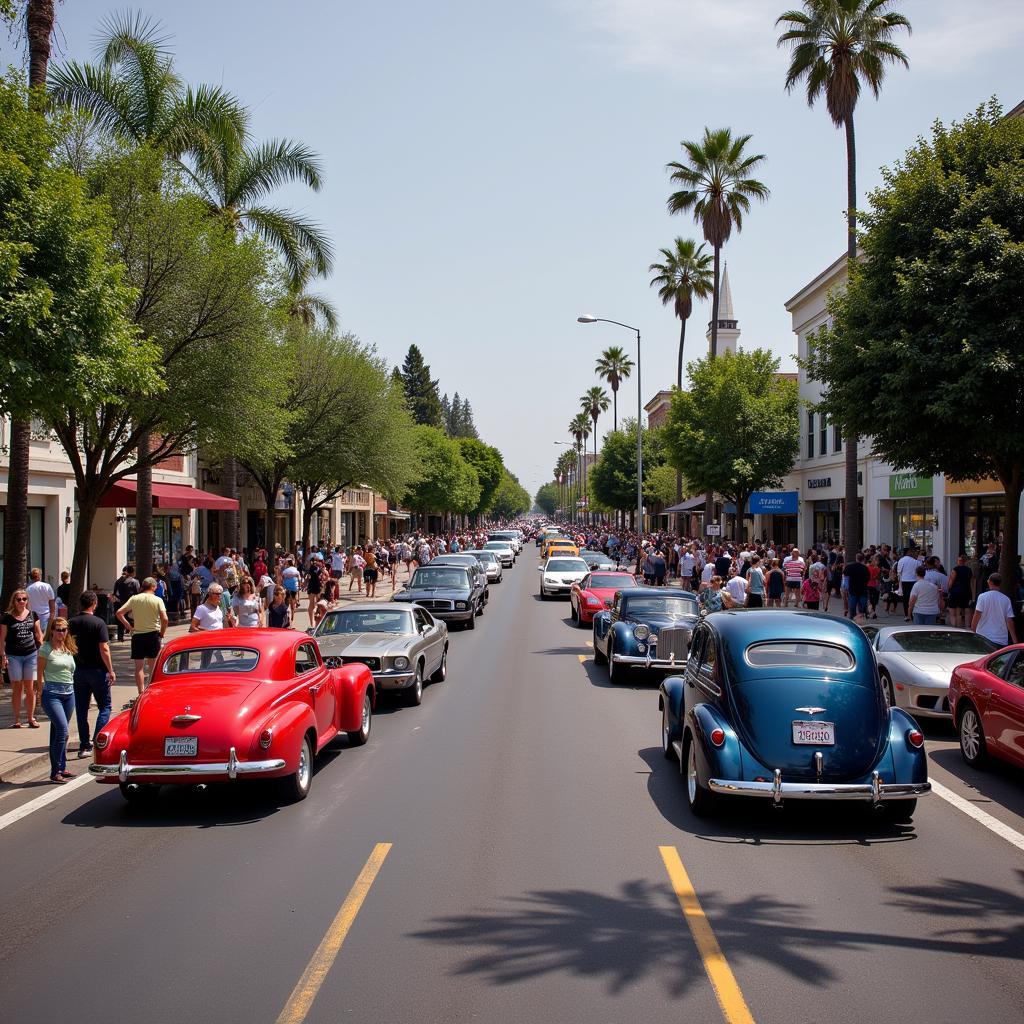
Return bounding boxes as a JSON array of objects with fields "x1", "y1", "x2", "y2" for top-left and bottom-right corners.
[
  {"x1": 746, "y1": 641, "x2": 855, "y2": 670},
  {"x1": 318, "y1": 610, "x2": 412, "y2": 635},
  {"x1": 162, "y1": 647, "x2": 260, "y2": 674},
  {"x1": 471, "y1": 552, "x2": 498, "y2": 564},
  {"x1": 412, "y1": 569, "x2": 469, "y2": 588},
  {"x1": 623, "y1": 596, "x2": 698, "y2": 618},
  {"x1": 547, "y1": 559, "x2": 588, "y2": 572},
  {"x1": 589, "y1": 574, "x2": 633, "y2": 589},
  {"x1": 888, "y1": 631, "x2": 996, "y2": 655},
  {"x1": 483, "y1": 542, "x2": 509, "y2": 550},
  {"x1": 582, "y1": 552, "x2": 612, "y2": 563}
]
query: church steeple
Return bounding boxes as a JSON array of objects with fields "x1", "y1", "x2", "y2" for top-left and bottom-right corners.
[{"x1": 707, "y1": 262, "x2": 740, "y2": 356}]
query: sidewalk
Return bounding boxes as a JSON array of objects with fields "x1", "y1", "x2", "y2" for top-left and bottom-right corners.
[{"x1": 0, "y1": 574, "x2": 404, "y2": 785}]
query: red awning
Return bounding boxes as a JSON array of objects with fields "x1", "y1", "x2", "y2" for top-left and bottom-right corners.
[{"x1": 98, "y1": 481, "x2": 239, "y2": 511}]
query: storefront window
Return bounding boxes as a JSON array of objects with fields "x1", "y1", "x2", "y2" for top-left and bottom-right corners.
[
  {"x1": 893, "y1": 500, "x2": 933, "y2": 552},
  {"x1": 0, "y1": 507, "x2": 45, "y2": 590},
  {"x1": 813, "y1": 500, "x2": 840, "y2": 544},
  {"x1": 127, "y1": 514, "x2": 184, "y2": 567},
  {"x1": 960, "y1": 496, "x2": 1003, "y2": 559}
]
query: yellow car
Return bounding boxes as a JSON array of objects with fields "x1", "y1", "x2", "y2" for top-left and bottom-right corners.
[
  {"x1": 546, "y1": 541, "x2": 580, "y2": 559},
  {"x1": 540, "y1": 535, "x2": 571, "y2": 558}
]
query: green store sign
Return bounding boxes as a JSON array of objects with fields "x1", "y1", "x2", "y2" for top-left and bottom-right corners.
[{"x1": 889, "y1": 473, "x2": 933, "y2": 498}]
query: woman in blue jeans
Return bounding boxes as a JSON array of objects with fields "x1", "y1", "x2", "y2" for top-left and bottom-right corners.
[{"x1": 36, "y1": 618, "x2": 77, "y2": 784}]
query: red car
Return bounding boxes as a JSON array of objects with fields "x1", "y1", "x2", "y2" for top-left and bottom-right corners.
[
  {"x1": 90, "y1": 628, "x2": 375, "y2": 803},
  {"x1": 949, "y1": 643, "x2": 1024, "y2": 770},
  {"x1": 570, "y1": 571, "x2": 638, "y2": 627}
]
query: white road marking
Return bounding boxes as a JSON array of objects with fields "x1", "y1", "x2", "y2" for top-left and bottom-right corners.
[
  {"x1": 931, "y1": 779, "x2": 1024, "y2": 854},
  {"x1": 0, "y1": 774, "x2": 93, "y2": 833}
]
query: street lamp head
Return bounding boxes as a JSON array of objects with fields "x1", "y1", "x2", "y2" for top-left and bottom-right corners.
[{"x1": 577, "y1": 315, "x2": 597, "y2": 324}]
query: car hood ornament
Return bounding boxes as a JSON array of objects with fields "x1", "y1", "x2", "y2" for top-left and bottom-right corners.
[{"x1": 795, "y1": 707, "x2": 827, "y2": 715}]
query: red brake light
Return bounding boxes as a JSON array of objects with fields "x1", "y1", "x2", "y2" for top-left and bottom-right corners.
[
  {"x1": 94, "y1": 732, "x2": 109, "y2": 750},
  {"x1": 710, "y1": 728, "x2": 726, "y2": 747},
  {"x1": 907, "y1": 729, "x2": 924, "y2": 749},
  {"x1": 259, "y1": 728, "x2": 273, "y2": 749}
]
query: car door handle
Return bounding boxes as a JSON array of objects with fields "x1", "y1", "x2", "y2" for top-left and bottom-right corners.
[
  {"x1": 981, "y1": 688, "x2": 993, "y2": 697},
  {"x1": 308, "y1": 684, "x2": 320, "y2": 696}
]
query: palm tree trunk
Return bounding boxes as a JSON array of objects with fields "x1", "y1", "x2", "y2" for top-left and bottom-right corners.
[
  {"x1": 222, "y1": 458, "x2": 239, "y2": 550},
  {"x1": 612, "y1": 382, "x2": 618, "y2": 431},
  {"x1": 676, "y1": 316, "x2": 687, "y2": 536},
  {"x1": 1, "y1": 420, "x2": 31, "y2": 606},
  {"x1": 26, "y1": 1, "x2": 54, "y2": 93},
  {"x1": 705, "y1": 247, "x2": 720, "y2": 535},
  {"x1": 135, "y1": 434, "x2": 153, "y2": 580},
  {"x1": 842, "y1": 115, "x2": 860, "y2": 552}
]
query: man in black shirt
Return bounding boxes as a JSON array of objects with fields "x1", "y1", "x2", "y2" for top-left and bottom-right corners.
[
  {"x1": 68, "y1": 590, "x2": 116, "y2": 756},
  {"x1": 112, "y1": 565, "x2": 140, "y2": 642},
  {"x1": 844, "y1": 552, "x2": 871, "y2": 621}
]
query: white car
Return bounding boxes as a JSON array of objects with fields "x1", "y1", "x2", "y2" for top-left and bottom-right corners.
[
  {"x1": 483, "y1": 540, "x2": 515, "y2": 567},
  {"x1": 465, "y1": 549, "x2": 504, "y2": 583},
  {"x1": 538, "y1": 556, "x2": 589, "y2": 599},
  {"x1": 488, "y1": 531, "x2": 522, "y2": 554}
]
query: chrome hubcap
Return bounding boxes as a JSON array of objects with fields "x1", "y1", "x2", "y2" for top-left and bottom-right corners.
[
  {"x1": 361, "y1": 696, "x2": 371, "y2": 733},
  {"x1": 298, "y1": 742, "x2": 310, "y2": 790},
  {"x1": 662, "y1": 711, "x2": 669, "y2": 752},
  {"x1": 961, "y1": 711, "x2": 980, "y2": 760},
  {"x1": 687, "y1": 743, "x2": 698, "y2": 804}
]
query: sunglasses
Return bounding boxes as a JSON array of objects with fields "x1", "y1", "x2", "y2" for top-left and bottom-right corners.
[
  {"x1": 53, "y1": 627, "x2": 68, "y2": 633},
  {"x1": 14, "y1": 596, "x2": 28, "y2": 601}
]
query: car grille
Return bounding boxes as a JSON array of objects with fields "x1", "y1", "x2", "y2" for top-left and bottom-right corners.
[
  {"x1": 418, "y1": 599, "x2": 455, "y2": 611},
  {"x1": 342, "y1": 656, "x2": 381, "y2": 671},
  {"x1": 654, "y1": 625, "x2": 690, "y2": 662}
]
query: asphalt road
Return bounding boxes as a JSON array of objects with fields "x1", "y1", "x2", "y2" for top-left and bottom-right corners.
[{"x1": 2, "y1": 554, "x2": 1023, "y2": 1024}]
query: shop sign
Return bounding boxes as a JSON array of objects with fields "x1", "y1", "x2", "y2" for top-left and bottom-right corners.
[
  {"x1": 807, "y1": 478, "x2": 831, "y2": 489},
  {"x1": 889, "y1": 473, "x2": 933, "y2": 498},
  {"x1": 705, "y1": 524, "x2": 722, "y2": 536},
  {"x1": 944, "y1": 476, "x2": 1001, "y2": 496},
  {"x1": 750, "y1": 491, "x2": 799, "y2": 514}
]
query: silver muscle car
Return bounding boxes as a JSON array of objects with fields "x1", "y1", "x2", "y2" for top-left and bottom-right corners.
[{"x1": 310, "y1": 603, "x2": 448, "y2": 706}]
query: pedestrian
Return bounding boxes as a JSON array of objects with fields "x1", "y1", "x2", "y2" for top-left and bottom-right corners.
[
  {"x1": 971, "y1": 573, "x2": 1018, "y2": 647},
  {"x1": 766, "y1": 559, "x2": 785, "y2": 609},
  {"x1": 844, "y1": 552, "x2": 871, "y2": 622},
  {"x1": 746, "y1": 555, "x2": 766, "y2": 607},
  {"x1": 1, "y1": 589, "x2": 43, "y2": 728},
  {"x1": 55, "y1": 571, "x2": 71, "y2": 617},
  {"x1": 724, "y1": 568, "x2": 747, "y2": 607},
  {"x1": 946, "y1": 555, "x2": 974, "y2": 629},
  {"x1": 801, "y1": 573, "x2": 821, "y2": 611},
  {"x1": 782, "y1": 548, "x2": 805, "y2": 608},
  {"x1": 36, "y1": 617, "x2": 77, "y2": 784},
  {"x1": 331, "y1": 545, "x2": 346, "y2": 581},
  {"x1": 908, "y1": 565, "x2": 942, "y2": 626},
  {"x1": 267, "y1": 586, "x2": 291, "y2": 628},
  {"x1": 116, "y1": 577, "x2": 169, "y2": 693},
  {"x1": 190, "y1": 584, "x2": 226, "y2": 632},
  {"x1": 699, "y1": 576, "x2": 734, "y2": 613},
  {"x1": 895, "y1": 547, "x2": 920, "y2": 622},
  {"x1": 281, "y1": 558, "x2": 301, "y2": 614},
  {"x1": 111, "y1": 565, "x2": 140, "y2": 642},
  {"x1": 348, "y1": 546, "x2": 365, "y2": 593},
  {"x1": 26, "y1": 567, "x2": 56, "y2": 633},
  {"x1": 363, "y1": 546, "x2": 379, "y2": 598},
  {"x1": 230, "y1": 578, "x2": 264, "y2": 627},
  {"x1": 68, "y1": 590, "x2": 115, "y2": 758},
  {"x1": 866, "y1": 556, "x2": 882, "y2": 620},
  {"x1": 305, "y1": 560, "x2": 323, "y2": 621}
]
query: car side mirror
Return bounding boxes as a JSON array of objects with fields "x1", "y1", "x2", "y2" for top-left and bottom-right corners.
[
  {"x1": 604, "y1": 598, "x2": 613, "y2": 608},
  {"x1": 537, "y1": 565, "x2": 544, "y2": 571}
]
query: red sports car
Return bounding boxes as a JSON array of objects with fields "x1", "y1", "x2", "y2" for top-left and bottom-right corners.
[
  {"x1": 90, "y1": 628, "x2": 375, "y2": 803},
  {"x1": 570, "y1": 571, "x2": 638, "y2": 627},
  {"x1": 949, "y1": 643, "x2": 1024, "y2": 770}
]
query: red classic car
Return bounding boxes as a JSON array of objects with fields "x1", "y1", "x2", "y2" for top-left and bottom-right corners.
[
  {"x1": 570, "y1": 571, "x2": 638, "y2": 627},
  {"x1": 949, "y1": 643, "x2": 1024, "y2": 770},
  {"x1": 90, "y1": 628, "x2": 375, "y2": 803}
]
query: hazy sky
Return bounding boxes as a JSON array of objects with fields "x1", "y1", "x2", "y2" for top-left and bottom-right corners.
[{"x1": 6, "y1": 1, "x2": 1023, "y2": 498}]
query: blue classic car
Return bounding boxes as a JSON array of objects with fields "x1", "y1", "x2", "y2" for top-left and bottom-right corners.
[
  {"x1": 660, "y1": 610, "x2": 930, "y2": 821},
  {"x1": 593, "y1": 588, "x2": 700, "y2": 682}
]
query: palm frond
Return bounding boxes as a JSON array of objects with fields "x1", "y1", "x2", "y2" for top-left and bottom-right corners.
[
  {"x1": 229, "y1": 139, "x2": 324, "y2": 207},
  {"x1": 244, "y1": 205, "x2": 335, "y2": 281},
  {"x1": 166, "y1": 84, "x2": 247, "y2": 168},
  {"x1": 48, "y1": 60, "x2": 141, "y2": 142}
]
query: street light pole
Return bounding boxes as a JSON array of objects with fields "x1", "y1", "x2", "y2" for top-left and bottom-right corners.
[{"x1": 577, "y1": 317, "x2": 642, "y2": 534}]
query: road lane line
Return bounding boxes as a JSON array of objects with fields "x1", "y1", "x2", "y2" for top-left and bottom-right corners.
[
  {"x1": 275, "y1": 842, "x2": 392, "y2": 1024},
  {"x1": 578, "y1": 655, "x2": 587, "y2": 663},
  {"x1": 660, "y1": 845, "x2": 755, "y2": 1024},
  {"x1": 0, "y1": 774, "x2": 92, "y2": 832},
  {"x1": 930, "y1": 780, "x2": 1024, "y2": 854}
]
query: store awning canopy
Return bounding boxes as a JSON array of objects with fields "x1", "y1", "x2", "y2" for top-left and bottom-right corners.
[
  {"x1": 663, "y1": 496, "x2": 707, "y2": 514},
  {"x1": 387, "y1": 509, "x2": 411, "y2": 519},
  {"x1": 98, "y1": 480, "x2": 239, "y2": 511}
]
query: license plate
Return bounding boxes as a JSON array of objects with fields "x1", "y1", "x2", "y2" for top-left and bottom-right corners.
[
  {"x1": 164, "y1": 736, "x2": 198, "y2": 757},
  {"x1": 792, "y1": 721, "x2": 835, "y2": 745}
]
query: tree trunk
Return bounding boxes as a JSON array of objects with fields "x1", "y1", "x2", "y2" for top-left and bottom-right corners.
[
  {"x1": 997, "y1": 467, "x2": 1022, "y2": 603},
  {"x1": 26, "y1": 1, "x2": 55, "y2": 93},
  {"x1": 222, "y1": 458, "x2": 239, "y2": 551},
  {"x1": 68, "y1": 493, "x2": 99, "y2": 611},
  {"x1": 704, "y1": 247, "x2": 721, "y2": 534},
  {"x1": 135, "y1": 434, "x2": 153, "y2": 579},
  {"x1": 1, "y1": 419, "x2": 31, "y2": 606},
  {"x1": 675, "y1": 315, "x2": 688, "y2": 536},
  {"x1": 842, "y1": 115, "x2": 861, "y2": 553},
  {"x1": 261, "y1": 486, "x2": 278, "y2": 558},
  {"x1": 300, "y1": 488, "x2": 316, "y2": 559},
  {"x1": 611, "y1": 384, "x2": 618, "y2": 432}
]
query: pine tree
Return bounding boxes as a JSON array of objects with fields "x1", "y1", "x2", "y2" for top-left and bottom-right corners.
[
  {"x1": 400, "y1": 344, "x2": 444, "y2": 427},
  {"x1": 448, "y1": 393, "x2": 462, "y2": 435},
  {"x1": 458, "y1": 398, "x2": 479, "y2": 439},
  {"x1": 440, "y1": 392, "x2": 451, "y2": 430}
]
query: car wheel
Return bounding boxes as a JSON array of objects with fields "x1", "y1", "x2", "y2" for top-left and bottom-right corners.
[
  {"x1": 406, "y1": 664, "x2": 424, "y2": 706},
  {"x1": 347, "y1": 690, "x2": 373, "y2": 746},
  {"x1": 118, "y1": 782, "x2": 158, "y2": 804},
  {"x1": 880, "y1": 799, "x2": 916, "y2": 823},
  {"x1": 280, "y1": 733, "x2": 314, "y2": 803},
  {"x1": 466, "y1": 607, "x2": 476, "y2": 630},
  {"x1": 593, "y1": 632, "x2": 607, "y2": 665},
  {"x1": 539, "y1": 588, "x2": 548, "y2": 600},
  {"x1": 684, "y1": 734, "x2": 718, "y2": 817},
  {"x1": 571, "y1": 602, "x2": 578, "y2": 625},
  {"x1": 430, "y1": 646, "x2": 448, "y2": 682},
  {"x1": 477, "y1": 598, "x2": 485, "y2": 616},
  {"x1": 880, "y1": 670, "x2": 896, "y2": 708},
  {"x1": 958, "y1": 704, "x2": 987, "y2": 768},
  {"x1": 662, "y1": 706, "x2": 676, "y2": 761}
]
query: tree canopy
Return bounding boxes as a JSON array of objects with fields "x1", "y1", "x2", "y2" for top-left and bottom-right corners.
[
  {"x1": 405, "y1": 426, "x2": 480, "y2": 515},
  {"x1": 400, "y1": 343, "x2": 444, "y2": 427},
  {"x1": 588, "y1": 419, "x2": 668, "y2": 513},
  {"x1": 489, "y1": 470, "x2": 531, "y2": 519}
]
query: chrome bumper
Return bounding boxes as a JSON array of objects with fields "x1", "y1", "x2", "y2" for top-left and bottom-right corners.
[
  {"x1": 373, "y1": 669, "x2": 415, "y2": 689},
  {"x1": 90, "y1": 747, "x2": 287, "y2": 782},
  {"x1": 709, "y1": 769, "x2": 931, "y2": 803},
  {"x1": 612, "y1": 653, "x2": 688, "y2": 669}
]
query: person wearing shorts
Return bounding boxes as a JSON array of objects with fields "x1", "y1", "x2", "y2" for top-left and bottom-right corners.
[
  {"x1": 1, "y1": 590, "x2": 44, "y2": 727},
  {"x1": 282, "y1": 559, "x2": 301, "y2": 614},
  {"x1": 363, "y1": 548, "x2": 379, "y2": 598},
  {"x1": 766, "y1": 560, "x2": 785, "y2": 608},
  {"x1": 116, "y1": 577, "x2": 168, "y2": 694}
]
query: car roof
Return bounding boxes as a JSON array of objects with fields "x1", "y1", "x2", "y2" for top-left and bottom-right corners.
[
  {"x1": 161, "y1": 627, "x2": 305, "y2": 680},
  {"x1": 324, "y1": 603, "x2": 412, "y2": 614},
  {"x1": 874, "y1": 624, "x2": 975, "y2": 637},
  {"x1": 706, "y1": 608, "x2": 866, "y2": 647},
  {"x1": 617, "y1": 587, "x2": 696, "y2": 599}
]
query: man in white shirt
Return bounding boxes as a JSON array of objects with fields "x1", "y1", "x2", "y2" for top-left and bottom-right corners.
[
  {"x1": 189, "y1": 585, "x2": 226, "y2": 632},
  {"x1": 699, "y1": 561, "x2": 714, "y2": 592},
  {"x1": 26, "y1": 568, "x2": 56, "y2": 631},
  {"x1": 895, "y1": 547, "x2": 921, "y2": 621},
  {"x1": 971, "y1": 574, "x2": 1018, "y2": 647},
  {"x1": 725, "y1": 570, "x2": 748, "y2": 606}
]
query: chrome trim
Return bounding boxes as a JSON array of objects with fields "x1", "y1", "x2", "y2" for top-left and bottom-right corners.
[
  {"x1": 92, "y1": 744, "x2": 287, "y2": 781},
  {"x1": 795, "y1": 707, "x2": 827, "y2": 716},
  {"x1": 709, "y1": 777, "x2": 931, "y2": 802},
  {"x1": 171, "y1": 714, "x2": 202, "y2": 725},
  {"x1": 814, "y1": 751, "x2": 823, "y2": 778},
  {"x1": 611, "y1": 653, "x2": 690, "y2": 669}
]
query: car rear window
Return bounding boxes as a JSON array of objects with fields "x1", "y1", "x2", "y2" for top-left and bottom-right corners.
[
  {"x1": 745, "y1": 641, "x2": 854, "y2": 671},
  {"x1": 163, "y1": 647, "x2": 260, "y2": 674},
  {"x1": 886, "y1": 631, "x2": 996, "y2": 655}
]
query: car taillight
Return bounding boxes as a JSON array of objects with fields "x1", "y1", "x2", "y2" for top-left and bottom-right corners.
[
  {"x1": 259, "y1": 728, "x2": 273, "y2": 749},
  {"x1": 94, "y1": 732, "x2": 109, "y2": 750},
  {"x1": 710, "y1": 728, "x2": 726, "y2": 747},
  {"x1": 907, "y1": 729, "x2": 924, "y2": 749}
]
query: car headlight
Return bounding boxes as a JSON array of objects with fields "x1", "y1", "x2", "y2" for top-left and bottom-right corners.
[
  {"x1": 456, "y1": 601, "x2": 467, "y2": 610},
  {"x1": 633, "y1": 624, "x2": 651, "y2": 641},
  {"x1": 585, "y1": 596, "x2": 601, "y2": 606},
  {"x1": 637, "y1": 643, "x2": 647, "y2": 654},
  {"x1": 393, "y1": 656, "x2": 409, "y2": 671}
]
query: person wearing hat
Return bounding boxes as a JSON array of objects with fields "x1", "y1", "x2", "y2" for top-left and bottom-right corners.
[{"x1": 115, "y1": 576, "x2": 168, "y2": 693}]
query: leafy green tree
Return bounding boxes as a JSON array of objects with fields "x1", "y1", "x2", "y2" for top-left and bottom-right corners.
[
  {"x1": 489, "y1": 470, "x2": 530, "y2": 519},
  {"x1": 665, "y1": 350, "x2": 799, "y2": 541},
  {"x1": 399, "y1": 344, "x2": 444, "y2": 427},
  {"x1": 645, "y1": 463, "x2": 684, "y2": 510},
  {"x1": 805, "y1": 102, "x2": 1024, "y2": 595},
  {"x1": 595, "y1": 345, "x2": 633, "y2": 431},
  {"x1": 534, "y1": 481, "x2": 559, "y2": 516},
  {"x1": 457, "y1": 437, "x2": 504, "y2": 517},
  {"x1": 588, "y1": 420, "x2": 667, "y2": 524},
  {"x1": 777, "y1": 0, "x2": 911, "y2": 551},
  {"x1": 405, "y1": 426, "x2": 480, "y2": 516}
]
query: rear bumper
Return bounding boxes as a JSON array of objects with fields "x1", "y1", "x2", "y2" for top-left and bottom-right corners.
[
  {"x1": 708, "y1": 770, "x2": 930, "y2": 803},
  {"x1": 898, "y1": 683, "x2": 952, "y2": 719},
  {"x1": 90, "y1": 747, "x2": 287, "y2": 782}
]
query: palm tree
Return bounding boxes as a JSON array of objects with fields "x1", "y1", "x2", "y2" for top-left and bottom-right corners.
[
  {"x1": 580, "y1": 386, "x2": 610, "y2": 465},
  {"x1": 569, "y1": 413, "x2": 591, "y2": 521},
  {"x1": 649, "y1": 238, "x2": 714, "y2": 390},
  {"x1": 667, "y1": 128, "x2": 769, "y2": 359},
  {"x1": 777, "y1": 0, "x2": 910, "y2": 551},
  {"x1": 595, "y1": 346, "x2": 634, "y2": 431},
  {"x1": 285, "y1": 259, "x2": 339, "y2": 331}
]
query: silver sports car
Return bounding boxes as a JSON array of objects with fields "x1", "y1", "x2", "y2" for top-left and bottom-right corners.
[
  {"x1": 310, "y1": 603, "x2": 448, "y2": 707},
  {"x1": 870, "y1": 625, "x2": 998, "y2": 719}
]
